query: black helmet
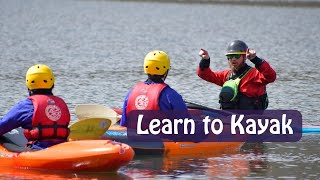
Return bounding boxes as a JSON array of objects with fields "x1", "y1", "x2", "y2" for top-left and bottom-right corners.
[{"x1": 225, "y1": 40, "x2": 248, "y2": 55}]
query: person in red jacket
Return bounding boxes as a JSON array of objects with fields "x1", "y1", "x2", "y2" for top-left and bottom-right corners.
[
  {"x1": 197, "y1": 40, "x2": 276, "y2": 110},
  {"x1": 0, "y1": 64, "x2": 70, "y2": 150}
]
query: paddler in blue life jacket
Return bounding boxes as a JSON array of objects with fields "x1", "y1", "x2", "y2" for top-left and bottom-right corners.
[
  {"x1": 120, "y1": 50, "x2": 188, "y2": 127},
  {"x1": 197, "y1": 40, "x2": 276, "y2": 110},
  {"x1": 0, "y1": 64, "x2": 70, "y2": 149}
]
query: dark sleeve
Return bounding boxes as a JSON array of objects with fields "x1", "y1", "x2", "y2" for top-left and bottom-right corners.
[
  {"x1": 199, "y1": 58, "x2": 210, "y2": 70},
  {"x1": 250, "y1": 56, "x2": 264, "y2": 68}
]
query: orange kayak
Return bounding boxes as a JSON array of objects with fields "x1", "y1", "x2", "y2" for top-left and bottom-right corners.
[
  {"x1": 104, "y1": 126, "x2": 243, "y2": 157},
  {"x1": 0, "y1": 139, "x2": 134, "y2": 172}
]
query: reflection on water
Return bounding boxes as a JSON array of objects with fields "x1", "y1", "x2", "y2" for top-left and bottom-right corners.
[
  {"x1": 120, "y1": 146, "x2": 263, "y2": 179},
  {"x1": 1, "y1": 0, "x2": 320, "y2": 179},
  {"x1": 240, "y1": 143, "x2": 270, "y2": 176},
  {"x1": 118, "y1": 137, "x2": 319, "y2": 179},
  {"x1": 0, "y1": 167, "x2": 131, "y2": 180}
]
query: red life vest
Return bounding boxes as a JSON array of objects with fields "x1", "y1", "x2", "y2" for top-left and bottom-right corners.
[
  {"x1": 126, "y1": 82, "x2": 167, "y2": 114},
  {"x1": 24, "y1": 95, "x2": 70, "y2": 141}
]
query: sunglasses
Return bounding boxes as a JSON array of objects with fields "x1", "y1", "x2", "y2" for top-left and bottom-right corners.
[{"x1": 227, "y1": 54, "x2": 241, "y2": 59}]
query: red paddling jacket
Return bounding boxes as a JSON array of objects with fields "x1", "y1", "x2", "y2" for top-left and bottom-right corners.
[
  {"x1": 198, "y1": 59, "x2": 276, "y2": 110},
  {"x1": 24, "y1": 95, "x2": 70, "y2": 141}
]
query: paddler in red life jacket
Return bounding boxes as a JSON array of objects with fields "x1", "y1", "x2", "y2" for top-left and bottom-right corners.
[
  {"x1": 120, "y1": 50, "x2": 189, "y2": 127},
  {"x1": 0, "y1": 64, "x2": 70, "y2": 149},
  {"x1": 197, "y1": 40, "x2": 276, "y2": 110}
]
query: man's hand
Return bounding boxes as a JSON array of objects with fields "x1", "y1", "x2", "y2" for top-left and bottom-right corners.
[
  {"x1": 199, "y1": 49, "x2": 210, "y2": 60},
  {"x1": 246, "y1": 48, "x2": 256, "y2": 60}
]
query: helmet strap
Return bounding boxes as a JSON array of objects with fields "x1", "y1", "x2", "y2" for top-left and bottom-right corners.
[{"x1": 162, "y1": 70, "x2": 169, "y2": 81}]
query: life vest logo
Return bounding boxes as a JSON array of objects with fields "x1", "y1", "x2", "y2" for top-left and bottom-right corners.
[
  {"x1": 135, "y1": 95, "x2": 149, "y2": 110},
  {"x1": 47, "y1": 99, "x2": 55, "y2": 105},
  {"x1": 140, "y1": 88, "x2": 147, "y2": 94},
  {"x1": 45, "y1": 105, "x2": 62, "y2": 121}
]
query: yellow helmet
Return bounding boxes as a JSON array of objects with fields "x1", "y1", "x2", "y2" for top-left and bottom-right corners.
[
  {"x1": 144, "y1": 50, "x2": 170, "y2": 75},
  {"x1": 26, "y1": 64, "x2": 54, "y2": 90}
]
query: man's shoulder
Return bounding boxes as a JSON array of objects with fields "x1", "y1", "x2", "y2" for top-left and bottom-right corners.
[
  {"x1": 17, "y1": 98, "x2": 33, "y2": 106},
  {"x1": 162, "y1": 86, "x2": 183, "y2": 98}
]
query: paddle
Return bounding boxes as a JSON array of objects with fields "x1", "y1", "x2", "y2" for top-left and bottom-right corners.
[
  {"x1": 185, "y1": 101, "x2": 233, "y2": 117},
  {"x1": 75, "y1": 104, "x2": 120, "y2": 125},
  {"x1": 185, "y1": 101, "x2": 320, "y2": 134},
  {"x1": 68, "y1": 117, "x2": 112, "y2": 140}
]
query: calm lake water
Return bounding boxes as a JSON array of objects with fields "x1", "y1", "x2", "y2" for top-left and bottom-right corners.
[{"x1": 0, "y1": 0, "x2": 319, "y2": 179}]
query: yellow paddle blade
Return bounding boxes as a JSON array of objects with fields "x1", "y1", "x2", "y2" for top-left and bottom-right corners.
[
  {"x1": 75, "y1": 104, "x2": 119, "y2": 125},
  {"x1": 68, "y1": 118, "x2": 111, "y2": 140}
]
